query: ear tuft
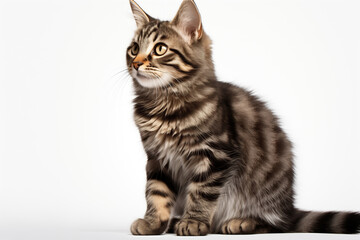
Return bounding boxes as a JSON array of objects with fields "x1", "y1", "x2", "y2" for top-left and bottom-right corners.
[
  {"x1": 129, "y1": 0, "x2": 152, "y2": 28},
  {"x1": 171, "y1": 0, "x2": 203, "y2": 44}
]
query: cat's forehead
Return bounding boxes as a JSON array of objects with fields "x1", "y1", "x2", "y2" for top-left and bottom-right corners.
[{"x1": 133, "y1": 20, "x2": 178, "y2": 45}]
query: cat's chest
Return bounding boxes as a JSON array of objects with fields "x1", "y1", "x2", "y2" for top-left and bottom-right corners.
[
  {"x1": 143, "y1": 131, "x2": 195, "y2": 178},
  {"x1": 147, "y1": 133, "x2": 185, "y2": 164}
]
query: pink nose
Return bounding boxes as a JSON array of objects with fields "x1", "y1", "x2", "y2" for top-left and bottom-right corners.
[
  {"x1": 132, "y1": 61, "x2": 143, "y2": 70},
  {"x1": 132, "y1": 55, "x2": 148, "y2": 71}
]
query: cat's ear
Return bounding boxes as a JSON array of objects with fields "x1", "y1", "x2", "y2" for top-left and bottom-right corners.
[
  {"x1": 171, "y1": 0, "x2": 203, "y2": 44},
  {"x1": 129, "y1": 0, "x2": 153, "y2": 28}
]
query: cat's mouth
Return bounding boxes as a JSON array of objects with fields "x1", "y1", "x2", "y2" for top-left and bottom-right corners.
[
  {"x1": 133, "y1": 70, "x2": 172, "y2": 89},
  {"x1": 136, "y1": 72, "x2": 151, "y2": 81}
]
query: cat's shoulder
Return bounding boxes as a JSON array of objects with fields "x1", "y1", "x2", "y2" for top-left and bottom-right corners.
[
  {"x1": 216, "y1": 81, "x2": 269, "y2": 112},
  {"x1": 215, "y1": 81, "x2": 256, "y2": 99}
]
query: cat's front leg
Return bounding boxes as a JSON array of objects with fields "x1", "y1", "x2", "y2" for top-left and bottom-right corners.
[
  {"x1": 175, "y1": 154, "x2": 223, "y2": 236},
  {"x1": 131, "y1": 159, "x2": 175, "y2": 235},
  {"x1": 175, "y1": 181, "x2": 220, "y2": 236}
]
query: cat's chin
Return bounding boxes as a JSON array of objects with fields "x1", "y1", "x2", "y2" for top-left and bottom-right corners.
[{"x1": 133, "y1": 72, "x2": 172, "y2": 89}]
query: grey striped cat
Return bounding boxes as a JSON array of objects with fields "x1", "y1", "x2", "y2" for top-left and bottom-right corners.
[{"x1": 126, "y1": 0, "x2": 360, "y2": 235}]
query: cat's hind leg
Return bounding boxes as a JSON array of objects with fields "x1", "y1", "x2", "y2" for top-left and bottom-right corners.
[{"x1": 220, "y1": 218, "x2": 274, "y2": 234}]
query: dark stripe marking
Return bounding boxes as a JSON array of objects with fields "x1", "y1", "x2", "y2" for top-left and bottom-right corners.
[
  {"x1": 275, "y1": 134, "x2": 287, "y2": 157},
  {"x1": 146, "y1": 189, "x2": 169, "y2": 198},
  {"x1": 198, "y1": 191, "x2": 220, "y2": 202},
  {"x1": 312, "y1": 212, "x2": 337, "y2": 233},
  {"x1": 153, "y1": 32, "x2": 159, "y2": 42},
  {"x1": 343, "y1": 212, "x2": 360, "y2": 234},
  {"x1": 162, "y1": 63, "x2": 191, "y2": 74},
  {"x1": 160, "y1": 35, "x2": 168, "y2": 40},
  {"x1": 144, "y1": 27, "x2": 158, "y2": 39},
  {"x1": 169, "y1": 48, "x2": 196, "y2": 68},
  {"x1": 202, "y1": 175, "x2": 228, "y2": 188}
]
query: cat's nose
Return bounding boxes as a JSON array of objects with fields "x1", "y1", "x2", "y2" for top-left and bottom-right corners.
[{"x1": 132, "y1": 61, "x2": 143, "y2": 70}]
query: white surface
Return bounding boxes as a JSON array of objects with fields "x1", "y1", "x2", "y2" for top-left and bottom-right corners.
[
  {"x1": 1, "y1": 230, "x2": 360, "y2": 240},
  {"x1": 0, "y1": 0, "x2": 359, "y2": 235}
]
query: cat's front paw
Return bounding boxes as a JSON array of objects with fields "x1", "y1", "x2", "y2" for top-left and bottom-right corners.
[
  {"x1": 130, "y1": 218, "x2": 166, "y2": 235},
  {"x1": 131, "y1": 218, "x2": 152, "y2": 235},
  {"x1": 175, "y1": 219, "x2": 209, "y2": 236}
]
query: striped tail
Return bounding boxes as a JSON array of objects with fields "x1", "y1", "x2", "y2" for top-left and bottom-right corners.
[{"x1": 291, "y1": 209, "x2": 360, "y2": 234}]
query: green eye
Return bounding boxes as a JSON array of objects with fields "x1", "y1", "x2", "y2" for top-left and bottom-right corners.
[
  {"x1": 154, "y1": 43, "x2": 168, "y2": 56},
  {"x1": 131, "y1": 43, "x2": 139, "y2": 56}
]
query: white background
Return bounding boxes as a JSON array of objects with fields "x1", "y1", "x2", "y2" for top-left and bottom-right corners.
[{"x1": 0, "y1": 0, "x2": 359, "y2": 239}]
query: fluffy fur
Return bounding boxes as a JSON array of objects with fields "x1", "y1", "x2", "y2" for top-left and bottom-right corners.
[{"x1": 126, "y1": 0, "x2": 360, "y2": 235}]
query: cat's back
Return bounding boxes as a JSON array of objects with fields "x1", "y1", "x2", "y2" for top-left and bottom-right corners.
[
  {"x1": 216, "y1": 81, "x2": 270, "y2": 121},
  {"x1": 211, "y1": 81, "x2": 295, "y2": 232},
  {"x1": 216, "y1": 80, "x2": 293, "y2": 177}
]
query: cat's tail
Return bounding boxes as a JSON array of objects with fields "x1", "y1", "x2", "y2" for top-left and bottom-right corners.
[{"x1": 290, "y1": 209, "x2": 360, "y2": 233}]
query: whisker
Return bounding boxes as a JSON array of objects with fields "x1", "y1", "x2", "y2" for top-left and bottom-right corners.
[
  {"x1": 105, "y1": 68, "x2": 133, "y2": 101},
  {"x1": 111, "y1": 68, "x2": 130, "y2": 78}
]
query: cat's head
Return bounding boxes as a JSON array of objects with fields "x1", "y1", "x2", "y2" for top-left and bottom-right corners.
[{"x1": 126, "y1": 0, "x2": 213, "y2": 89}]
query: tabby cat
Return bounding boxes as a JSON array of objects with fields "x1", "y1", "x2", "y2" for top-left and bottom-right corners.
[{"x1": 126, "y1": 0, "x2": 360, "y2": 235}]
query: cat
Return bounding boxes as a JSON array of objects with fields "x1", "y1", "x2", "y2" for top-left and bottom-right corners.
[{"x1": 126, "y1": 0, "x2": 360, "y2": 236}]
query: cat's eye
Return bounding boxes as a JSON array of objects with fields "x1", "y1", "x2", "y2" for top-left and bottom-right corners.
[
  {"x1": 131, "y1": 43, "x2": 139, "y2": 56},
  {"x1": 154, "y1": 43, "x2": 168, "y2": 56}
]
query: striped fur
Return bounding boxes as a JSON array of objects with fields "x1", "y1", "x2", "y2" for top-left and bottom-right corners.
[{"x1": 127, "y1": 0, "x2": 360, "y2": 236}]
